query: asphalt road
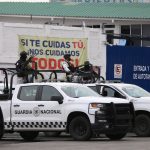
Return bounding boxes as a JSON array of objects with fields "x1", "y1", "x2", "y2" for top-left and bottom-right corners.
[{"x1": 0, "y1": 133, "x2": 150, "y2": 150}]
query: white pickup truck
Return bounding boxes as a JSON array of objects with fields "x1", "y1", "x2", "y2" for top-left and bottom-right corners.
[
  {"x1": 86, "y1": 82, "x2": 150, "y2": 137},
  {"x1": 0, "y1": 82, "x2": 134, "y2": 141}
]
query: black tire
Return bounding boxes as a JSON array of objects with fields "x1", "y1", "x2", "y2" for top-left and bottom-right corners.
[
  {"x1": 0, "y1": 125, "x2": 4, "y2": 140},
  {"x1": 69, "y1": 116, "x2": 92, "y2": 141},
  {"x1": 0, "y1": 108, "x2": 4, "y2": 140},
  {"x1": 105, "y1": 133, "x2": 127, "y2": 140},
  {"x1": 20, "y1": 131, "x2": 39, "y2": 141},
  {"x1": 44, "y1": 131, "x2": 61, "y2": 137},
  {"x1": 134, "y1": 114, "x2": 150, "y2": 137}
]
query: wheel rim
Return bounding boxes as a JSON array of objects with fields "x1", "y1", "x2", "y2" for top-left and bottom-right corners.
[
  {"x1": 137, "y1": 119, "x2": 148, "y2": 132},
  {"x1": 74, "y1": 122, "x2": 87, "y2": 136}
]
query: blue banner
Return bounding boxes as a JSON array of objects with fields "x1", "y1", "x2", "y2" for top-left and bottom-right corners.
[{"x1": 106, "y1": 45, "x2": 150, "y2": 92}]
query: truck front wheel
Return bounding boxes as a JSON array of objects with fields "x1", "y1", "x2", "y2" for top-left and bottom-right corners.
[
  {"x1": 69, "y1": 116, "x2": 92, "y2": 141},
  {"x1": 0, "y1": 126, "x2": 4, "y2": 140},
  {"x1": 105, "y1": 133, "x2": 127, "y2": 140},
  {"x1": 20, "y1": 131, "x2": 39, "y2": 141},
  {"x1": 134, "y1": 114, "x2": 150, "y2": 137}
]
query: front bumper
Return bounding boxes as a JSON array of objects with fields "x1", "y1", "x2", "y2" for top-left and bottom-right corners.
[
  {"x1": 91, "y1": 102, "x2": 135, "y2": 134},
  {"x1": 91, "y1": 122, "x2": 130, "y2": 134}
]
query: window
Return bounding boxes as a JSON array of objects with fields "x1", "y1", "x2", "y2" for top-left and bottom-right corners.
[
  {"x1": 104, "y1": 25, "x2": 115, "y2": 28},
  {"x1": 102, "y1": 86, "x2": 126, "y2": 99},
  {"x1": 106, "y1": 30, "x2": 114, "y2": 44},
  {"x1": 103, "y1": 87, "x2": 115, "y2": 97},
  {"x1": 122, "y1": 85, "x2": 150, "y2": 98},
  {"x1": 142, "y1": 24, "x2": 150, "y2": 47},
  {"x1": 131, "y1": 25, "x2": 141, "y2": 46},
  {"x1": 72, "y1": 25, "x2": 100, "y2": 28},
  {"x1": 121, "y1": 25, "x2": 130, "y2": 35},
  {"x1": 120, "y1": 24, "x2": 150, "y2": 47},
  {"x1": 93, "y1": 25, "x2": 100, "y2": 28},
  {"x1": 18, "y1": 86, "x2": 38, "y2": 101},
  {"x1": 72, "y1": 25, "x2": 82, "y2": 27},
  {"x1": 41, "y1": 86, "x2": 62, "y2": 101},
  {"x1": 88, "y1": 86, "x2": 98, "y2": 93},
  {"x1": 61, "y1": 85, "x2": 100, "y2": 98},
  {"x1": 121, "y1": 25, "x2": 132, "y2": 46}
]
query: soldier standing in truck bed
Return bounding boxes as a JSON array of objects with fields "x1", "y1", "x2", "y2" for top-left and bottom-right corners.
[
  {"x1": 15, "y1": 51, "x2": 34, "y2": 83},
  {"x1": 61, "y1": 54, "x2": 75, "y2": 82}
]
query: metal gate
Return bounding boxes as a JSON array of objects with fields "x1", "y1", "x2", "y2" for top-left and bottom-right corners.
[{"x1": 106, "y1": 45, "x2": 150, "y2": 92}]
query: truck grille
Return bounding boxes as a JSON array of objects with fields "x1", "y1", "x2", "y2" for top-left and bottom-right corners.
[
  {"x1": 95, "y1": 102, "x2": 134, "y2": 127},
  {"x1": 115, "y1": 104, "x2": 130, "y2": 114}
]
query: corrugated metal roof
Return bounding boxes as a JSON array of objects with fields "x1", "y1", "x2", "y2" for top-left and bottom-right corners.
[{"x1": 0, "y1": 2, "x2": 150, "y2": 19}]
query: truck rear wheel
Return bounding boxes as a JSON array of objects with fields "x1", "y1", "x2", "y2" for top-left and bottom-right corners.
[
  {"x1": 105, "y1": 133, "x2": 126, "y2": 140},
  {"x1": 20, "y1": 131, "x2": 39, "y2": 141},
  {"x1": 69, "y1": 116, "x2": 92, "y2": 141},
  {"x1": 0, "y1": 108, "x2": 4, "y2": 140},
  {"x1": 134, "y1": 114, "x2": 150, "y2": 137}
]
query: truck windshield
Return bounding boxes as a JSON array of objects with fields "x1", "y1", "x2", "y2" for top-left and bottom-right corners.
[
  {"x1": 88, "y1": 86, "x2": 97, "y2": 92},
  {"x1": 61, "y1": 85, "x2": 101, "y2": 98},
  {"x1": 122, "y1": 85, "x2": 150, "y2": 98}
]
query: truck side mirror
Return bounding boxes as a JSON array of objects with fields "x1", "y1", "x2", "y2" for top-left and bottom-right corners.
[{"x1": 51, "y1": 96, "x2": 63, "y2": 104}]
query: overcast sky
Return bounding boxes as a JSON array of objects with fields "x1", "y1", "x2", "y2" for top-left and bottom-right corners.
[{"x1": 0, "y1": 0, "x2": 50, "y2": 2}]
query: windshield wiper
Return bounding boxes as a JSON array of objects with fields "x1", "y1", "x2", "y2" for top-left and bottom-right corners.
[{"x1": 133, "y1": 96, "x2": 141, "y2": 98}]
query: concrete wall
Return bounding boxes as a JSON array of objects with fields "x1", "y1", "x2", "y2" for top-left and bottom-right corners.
[{"x1": 0, "y1": 22, "x2": 107, "y2": 79}]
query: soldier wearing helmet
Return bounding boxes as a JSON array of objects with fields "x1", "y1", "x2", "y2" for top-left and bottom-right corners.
[
  {"x1": 15, "y1": 51, "x2": 34, "y2": 83},
  {"x1": 83, "y1": 61, "x2": 92, "y2": 72},
  {"x1": 20, "y1": 51, "x2": 28, "y2": 60}
]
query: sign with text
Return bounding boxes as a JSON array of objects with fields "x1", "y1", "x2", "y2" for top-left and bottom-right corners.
[
  {"x1": 18, "y1": 35, "x2": 88, "y2": 70},
  {"x1": 114, "y1": 64, "x2": 122, "y2": 79},
  {"x1": 106, "y1": 46, "x2": 150, "y2": 92}
]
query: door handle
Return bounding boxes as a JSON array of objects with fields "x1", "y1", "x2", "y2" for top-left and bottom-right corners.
[
  {"x1": 13, "y1": 104, "x2": 20, "y2": 107},
  {"x1": 38, "y1": 104, "x2": 44, "y2": 107}
]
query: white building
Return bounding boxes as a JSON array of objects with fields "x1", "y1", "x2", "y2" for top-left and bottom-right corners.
[
  {"x1": 0, "y1": 2, "x2": 150, "y2": 80},
  {"x1": 0, "y1": 2, "x2": 149, "y2": 46}
]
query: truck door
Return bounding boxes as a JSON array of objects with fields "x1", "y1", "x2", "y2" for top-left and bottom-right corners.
[
  {"x1": 100, "y1": 85, "x2": 126, "y2": 99},
  {"x1": 37, "y1": 85, "x2": 65, "y2": 131},
  {"x1": 11, "y1": 85, "x2": 40, "y2": 130},
  {"x1": 11, "y1": 85, "x2": 65, "y2": 131}
]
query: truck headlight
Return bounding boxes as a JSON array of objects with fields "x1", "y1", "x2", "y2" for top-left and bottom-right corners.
[
  {"x1": 89, "y1": 103, "x2": 105, "y2": 115},
  {"x1": 89, "y1": 103, "x2": 105, "y2": 109}
]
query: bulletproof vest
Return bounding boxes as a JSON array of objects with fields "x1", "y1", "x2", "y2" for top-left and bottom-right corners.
[{"x1": 15, "y1": 59, "x2": 27, "y2": 77}]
